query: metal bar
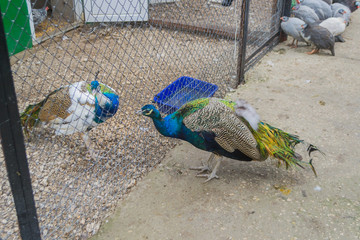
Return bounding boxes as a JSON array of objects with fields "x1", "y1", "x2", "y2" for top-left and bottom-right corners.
[
  {"x1": 0, "y1": 8, "x2": 41, "y2": 240},
  {"x1": 280, "y1": 0, "x2": 293, "y2": 42},
  {"x1": 236, "y1": 0, "x2": 251, "y2": 85},
  {"x1": 245, "y1": 34, "x2": 280, "y2": 71},
  {"x1": 245, "y1": 32, "x2": 280, "y2": 64}
]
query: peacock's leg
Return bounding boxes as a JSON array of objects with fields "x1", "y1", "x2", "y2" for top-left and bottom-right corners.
[
  {"x1": 189, "y1": 153, "x2": 215, "y2": 173},
  {"x1": 196, "y1": 155, "x2": 222, "y2": 182},
  {"x1": 81, "y1": 132, "x2": 97, "y2": 159}
]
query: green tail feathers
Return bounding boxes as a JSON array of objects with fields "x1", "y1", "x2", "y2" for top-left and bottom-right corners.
[
  {"x1": 20, "y1": 102, "x2": 44, "y2": 136},
  {"x1": 20, "y1": 88, "x2": 62, "y2": 136},
  {"x1": 254, "y1": 122, "x2": 323, "y2": 176}
]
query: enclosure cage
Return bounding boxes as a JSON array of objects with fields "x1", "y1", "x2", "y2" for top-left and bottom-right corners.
[{"x1": 0, "y1": 0, "x2": 291, "y2": 239}]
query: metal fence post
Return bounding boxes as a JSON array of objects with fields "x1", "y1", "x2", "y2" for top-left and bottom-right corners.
[
  {"x1": 236, "y1": 0, "x2": 251, "y2": 85},
  {"x1": 0, "y1": 8, "x2": 41, "y2": 240},
  {"x1": 280, "y1": 0, "x2": 293, "y2": 42}
]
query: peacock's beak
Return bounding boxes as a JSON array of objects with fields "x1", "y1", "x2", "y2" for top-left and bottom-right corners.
[{"x1": 136, "y1": 110, "x2": 143, "y2": 115}]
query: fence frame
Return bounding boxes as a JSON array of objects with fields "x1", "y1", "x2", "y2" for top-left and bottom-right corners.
[
  {"x1": 0, "y1": 7, "x2": 41, "y2": 240},
  {"x1": 236, "y1": 0, "x2": 251, "y2": 85}
]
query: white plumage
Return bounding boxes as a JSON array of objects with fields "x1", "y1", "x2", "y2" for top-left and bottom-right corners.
[
  {"x1": 47, "y1": 81, "x2": 97, "y2": 135},
  {"x1": 234, "y1": 99, "x2": 260, "y2": 131},
  {"x1": 319, "y1": 17, "x2": 347, "y2": 36}
]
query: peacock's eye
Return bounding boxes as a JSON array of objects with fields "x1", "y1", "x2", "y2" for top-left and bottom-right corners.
[{"x1": 143, "y1": 109, "x2": 153, "y2": 115}]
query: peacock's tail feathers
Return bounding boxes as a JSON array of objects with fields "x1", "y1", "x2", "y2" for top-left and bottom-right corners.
[
  {"x1": 20, "y1": 88, "x2": 62, "y2": 136},
  {"x1": 20, "y1": 101, "x2": 45, "y2": 136},
  {"x1": 253, "y1": 122, "x2": 322, "y2": 176}
]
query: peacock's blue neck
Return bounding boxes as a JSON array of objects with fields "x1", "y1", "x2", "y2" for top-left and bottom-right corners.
[
  {"x1": 93, "y1": 92, "x2": 119, "y2": 123},
  {"x1": 151, "y1": 112, "x2": 208, "y2": 151},
  {"x1": 151, "y1": 113, "x2": 182, "y2": 138}
]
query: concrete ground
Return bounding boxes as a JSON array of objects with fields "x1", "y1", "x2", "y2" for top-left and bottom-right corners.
[{"x1": 91, "y1": 11, "x2": 360, "y2": 240}]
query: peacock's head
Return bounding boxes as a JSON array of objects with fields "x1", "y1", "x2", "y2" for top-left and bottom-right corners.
[
  {"x1": 140, "y1": 105, "x2": 161, "y2": 119},
  {"x1": 91, "y1": 81, "x2": 100, "y2": 92}
]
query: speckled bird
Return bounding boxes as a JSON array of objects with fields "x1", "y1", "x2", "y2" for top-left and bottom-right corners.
[
  {"x1": 32, "y1": 6, "x2": 49, "y2": 27},
  {"x1": 333, "y1": 0, "x2": 360, "y2": 12},
  {"x1": 21, "y1": 76, "x2": 119, "y2": 157},
  {"x1": 292, "y1": 4, "x2": 320, "y2": 24},
  {"x1": 331, "y1": 3, "x2": 351, "y2": 25},
  {"x1": 280, "y1": 16, "x2": 306, "y2": 48},
  {"x1": 297, "y1": 0, "x2": 333, "y2": 20},
  {"x1": 141, "y1": 98, "x2": 322, "y2": 182},
  {"x1": 300, "y1": 23, "x2": 335, "y2": 56}
]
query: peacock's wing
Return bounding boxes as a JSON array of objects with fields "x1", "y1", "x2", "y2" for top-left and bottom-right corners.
[
  {"x1": 180, "y1": 98, "x2": 264, "y2": 160},
  {"x1": 39, "y1": 81, "x2": 96, "y2": 135}
]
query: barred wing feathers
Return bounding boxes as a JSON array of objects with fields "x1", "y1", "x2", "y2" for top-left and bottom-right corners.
[
  {"x1": 179, "y1": 98, "x2": 264, "y2": 161},
  {"x1": 21, "y1": 81, "x2": 97, "y2": 135}
]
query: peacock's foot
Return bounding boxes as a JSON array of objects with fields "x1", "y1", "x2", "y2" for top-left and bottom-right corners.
[
  {"x1": 196, "y1": 172, "x2": 219, "y2": 183},
  {"x1": 189, "y1": 164, "x2": 211, "y2": 174}
]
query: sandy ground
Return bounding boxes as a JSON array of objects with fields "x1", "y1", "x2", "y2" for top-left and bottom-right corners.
[{"x1": 91, "y1": 9, "x2": 360, "y2": 240}]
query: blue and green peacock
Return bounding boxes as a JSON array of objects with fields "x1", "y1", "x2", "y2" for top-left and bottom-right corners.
[
  {"x1": 141, "y1": 97, "x2": 322, "y2": 182},
  {"x1": 20, "y1": 76, "x2": 119, "y2": 157}
]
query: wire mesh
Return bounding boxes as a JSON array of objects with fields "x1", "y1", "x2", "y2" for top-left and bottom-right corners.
[{"x1": 0, "y1": 0, "x2": 286, "y2": 238}]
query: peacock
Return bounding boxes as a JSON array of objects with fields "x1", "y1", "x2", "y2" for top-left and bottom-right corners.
[
  {"x1": 20, "y1": 73, "x2": 119, "y2": 158},
  {"x1": 141, "y1": 97, "x2": 323, "y2": 182}
]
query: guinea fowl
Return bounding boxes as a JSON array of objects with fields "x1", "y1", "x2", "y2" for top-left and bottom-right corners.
[
  {"x1": 297, "y1": 0, "x2": 333, "y2": 20},
  {"x1": 32, "y1": 5, "x2": 49, "y2": 27},
  {"x1": 333, "y1": 0, "x2": 360, "y2": 12},
  {"x1": 21, "y1": 75, "x2": 119, "y2": 158},
  {"x1": 141, "y1": 98, "x2": 322, "y2": 182},
  {"x1": 300, "y1": 23, "x2": 335, "y2": 56},
  {"x1": 280, "y1": 16, "x2": 306, "y2": 48},
  {"x1": 292, "y1": 4, "x2": 320, "y2": 24},
  {"x1": 332, "y1": 3, "x2": 351, "y2": 25},
  {"x1": 319, "y1": 17, "x2": 347, "y2": 42}
]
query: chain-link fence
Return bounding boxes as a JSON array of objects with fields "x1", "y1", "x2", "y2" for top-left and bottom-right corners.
[{"x1": 0, "y1": 0, "x2": 289, "y2": 239}]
